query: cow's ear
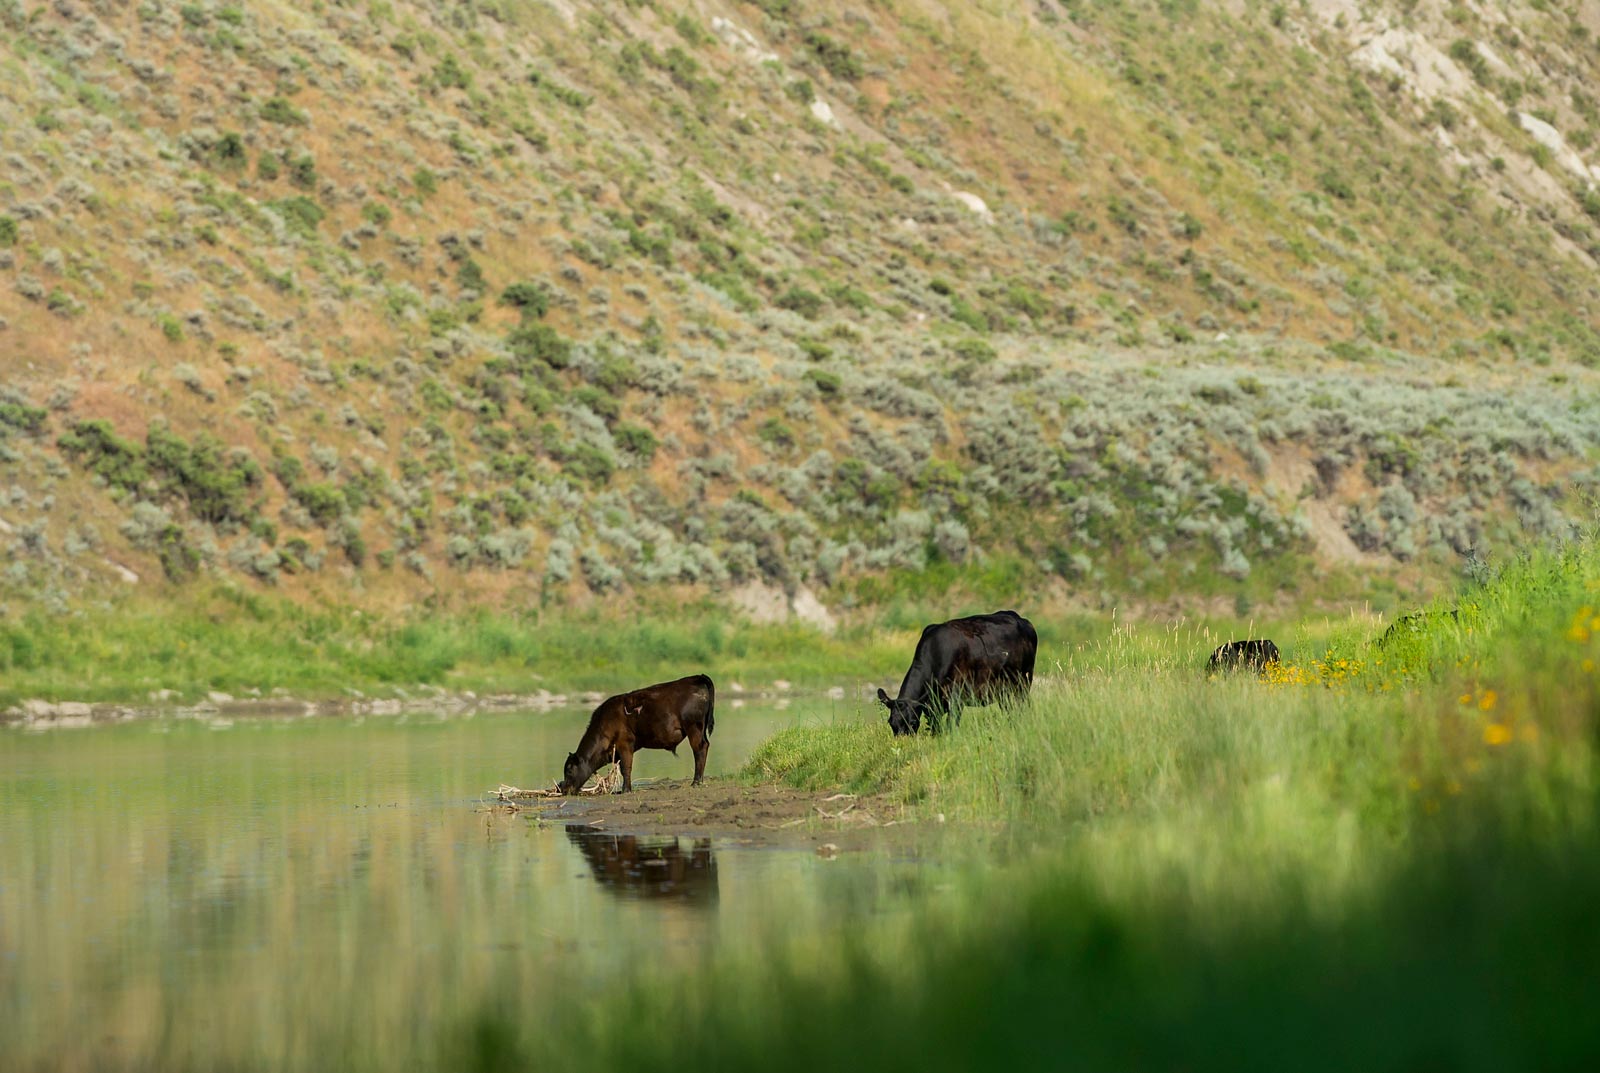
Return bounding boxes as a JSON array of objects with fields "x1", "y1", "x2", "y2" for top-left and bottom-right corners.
[{"x1": 877, "y1": 688, "x2": 891, "y2": 707}]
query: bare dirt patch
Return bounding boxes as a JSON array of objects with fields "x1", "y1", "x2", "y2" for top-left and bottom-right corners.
[
  {"x1": 503, "y1": 778, "x2": 916, "y2": 849},
  {"x1": 1303, "y1": 497, "x2": 1379, "y2": 565}
]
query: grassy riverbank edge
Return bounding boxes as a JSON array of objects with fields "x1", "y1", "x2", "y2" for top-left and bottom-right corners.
[
  {"x1": 0, "y1": 575, "x2": 1380, "y2": 710},
  {"x1": 743, "y1": 539, "x2": 1600, "y2": 813},
  {"x1": 0, "y1": 585, "x2": 903, "y2": 710}
]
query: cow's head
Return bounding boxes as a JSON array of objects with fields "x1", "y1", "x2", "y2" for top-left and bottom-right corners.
[
  {"x1": 561, "y1": 751, "x2": 587, "y2": 796},
  {"x1": 878, "y1": 687, "x2": 920, "y2": 736}
]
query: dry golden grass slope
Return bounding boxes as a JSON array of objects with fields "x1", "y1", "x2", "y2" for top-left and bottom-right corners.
[{"x1": 0, "y1": 0, "x2": 1598, "y2": 618}]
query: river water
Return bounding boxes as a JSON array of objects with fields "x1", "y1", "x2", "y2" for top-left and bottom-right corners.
[{"x1": 0, "y1": 699, "x2": 942, "y2": 1069}]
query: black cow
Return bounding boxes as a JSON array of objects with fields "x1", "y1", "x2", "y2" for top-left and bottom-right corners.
[
  {"x1": 1378, "y1": 608, "x2": 1460, "y2": 648},
  {"x1": 561, "y1": 674, "x2": 715, "y2": 794},
  {"x1": 877, "y1": 610, "x2": 1037, "y2": 736},
  {"x1": 1206, "y1": 639, "x2": 1281, "y2": 675}
]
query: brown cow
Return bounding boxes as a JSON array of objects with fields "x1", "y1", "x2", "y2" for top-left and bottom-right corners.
[{"x1": 560, "y1": 674, "x2": 715, "y2": 794}]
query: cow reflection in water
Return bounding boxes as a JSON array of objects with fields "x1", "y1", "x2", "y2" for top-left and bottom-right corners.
[{"x1": 565, "y1": 826, "x2": 718, "y2": 905}]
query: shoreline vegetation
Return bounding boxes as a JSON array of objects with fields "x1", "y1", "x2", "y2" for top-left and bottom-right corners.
[
  {"x1": 0, "y1": 586, "x2": 897, "y2": 712},
  {"x1": 1, "y1": 566, "x2": 1405, "y2": 712},
  {"x1": 744, "y1": 537, "x2": 1600, "y2": 811}
]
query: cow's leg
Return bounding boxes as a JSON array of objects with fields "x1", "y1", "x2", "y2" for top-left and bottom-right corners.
[
  {"x1": 688, "y1": 726, "x2": 709, "y2": 786},
  {"x1": 617, "y1": 748, "x2": 634, "y2": 793}
]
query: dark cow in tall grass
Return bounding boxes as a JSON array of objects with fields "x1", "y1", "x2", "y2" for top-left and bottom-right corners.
[
  {"x1": 877, "y1": 610, "x2": 1037, "y2": 736},
  {"x1": 1206, "y1": 639, "x2": 1281, "y2": 675},
  {"x1": 1379, "y1": 608, "x2": 1460, "y2": 648},
  {"x1": 561, "y1": 674, "x2": 715, "y2": 794}
]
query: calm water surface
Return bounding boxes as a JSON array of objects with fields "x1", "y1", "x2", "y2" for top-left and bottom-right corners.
[{"x1": 0, "y1": 699, "x2": 943, "y2": 1069}]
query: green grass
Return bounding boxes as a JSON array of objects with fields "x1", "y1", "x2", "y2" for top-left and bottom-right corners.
[
  {"x1": 434, "y1": 538, "x2": 1600, "y2": 1071},
  {"x1": 751, "y1": 539, "x2": 1600, "y2": 822},
  {"x1": 0, "y1": 585, "x2": 915, "y2": 706},
  {"x1": 0, "y1": 571, "x2": 1348, "y2": 708}
]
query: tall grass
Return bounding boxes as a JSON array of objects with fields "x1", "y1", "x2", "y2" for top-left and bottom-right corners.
[
  {"x1": 743, "y1": 656, "x2": 1461, "y2": 917},
  {"x1": 751, "y1": 539, "x2": 1600, "y2": 823}
]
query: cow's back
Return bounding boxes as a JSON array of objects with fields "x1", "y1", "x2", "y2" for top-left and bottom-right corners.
[
  {"x1": 949, "y1": 610, "x2": 1036, "y2": 668},
  {"x1": 627, "y1": 674, "x2": 714, "y2": 750},
  {"x1": 927, "y1": 610, "x2": 1036, "y2": 693}
]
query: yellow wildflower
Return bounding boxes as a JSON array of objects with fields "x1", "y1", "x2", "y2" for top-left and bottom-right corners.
[
  {"x1": 1483, "y1": 723, "x2": 1512, "y2": 746},
  {"x1": 1571, "y1": 607, "x2": 1596, "y2": 643},
  {"x1": 1478, "y1": 690, "x2": 1498, "y2": 711},
  {"x1": 1458, "y1": 693, "x2": 1472, "y2": 705}
]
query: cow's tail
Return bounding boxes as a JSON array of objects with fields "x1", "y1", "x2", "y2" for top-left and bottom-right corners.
[{"x1": 698, "y1": 674, "x2": 715, "y2": 737}]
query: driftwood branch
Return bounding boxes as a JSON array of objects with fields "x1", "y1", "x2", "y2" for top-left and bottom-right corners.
[{"x1": 478, "y1": 763, "x2": 621, "y2": 811}]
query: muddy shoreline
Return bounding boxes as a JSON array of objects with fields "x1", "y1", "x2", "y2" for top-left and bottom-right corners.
[{"x1": 492, "y1": 778, "x2": 917, "y2": 850}]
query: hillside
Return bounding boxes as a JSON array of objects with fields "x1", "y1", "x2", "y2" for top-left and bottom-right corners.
[{"x1": 2, "y1": 0, "x2": 1598, "y2": 621}]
